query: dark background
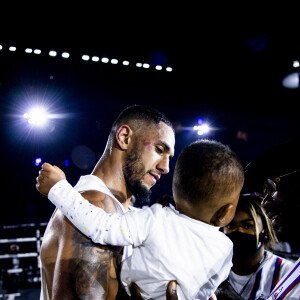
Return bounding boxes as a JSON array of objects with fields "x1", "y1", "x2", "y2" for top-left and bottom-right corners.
[{"x1": 1, "y1": 5, "x2": 299, "y2": 224}]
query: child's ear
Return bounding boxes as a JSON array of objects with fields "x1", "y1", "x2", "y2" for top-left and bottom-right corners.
[
  {"x1": 116, "y1": 125, "x2": 132, "y2": 150},
  {"x1": 211, "y1": 204, "x2": 236, "y2": 227}
]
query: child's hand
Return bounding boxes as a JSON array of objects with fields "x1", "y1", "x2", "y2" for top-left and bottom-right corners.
[{"x1": 36, "y1": 163, "x2": 66, "y2": 196}]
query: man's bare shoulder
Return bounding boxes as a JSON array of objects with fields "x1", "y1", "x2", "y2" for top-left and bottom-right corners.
[
  {"x1": 41, "y1": 190, "x2": 124, "y2": 299},
  {"x1": 80, "y1": 189, "x2": 120, "y2": 213}
]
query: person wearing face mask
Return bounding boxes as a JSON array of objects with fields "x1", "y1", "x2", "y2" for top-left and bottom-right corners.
[{"x1": 217, "y1": 193, "x2": 300, "y2": 300}]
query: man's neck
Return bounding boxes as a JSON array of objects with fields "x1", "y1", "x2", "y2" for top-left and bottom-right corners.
[{"x1": 92, "y1": 157, "x2": 132, "y2": 210}]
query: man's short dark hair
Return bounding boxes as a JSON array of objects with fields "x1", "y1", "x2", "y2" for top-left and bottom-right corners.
[{"x1": 111, "y1": 104, "x2": 175, "y2": 135}]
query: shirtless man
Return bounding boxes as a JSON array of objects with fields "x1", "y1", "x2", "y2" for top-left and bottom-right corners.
[{"x1": 36, "y1": 104, "x2": 176, "y2": 299}]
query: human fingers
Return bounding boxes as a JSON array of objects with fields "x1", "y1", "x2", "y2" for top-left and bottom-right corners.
[
  {"x1": 53, "y1": 165, "x2": 66, "y2": 175},
  {"x1": 39, "y1": 169, "x2": 49, "y2": 178},
  {"x1": 166, "y1": 281, "x2": 178, "y2": 300},
  {"x1": 129, "y1": 282, "x2": 144, "y2": 300},
  {"x1": 41, "y1": 162, "x2": 53, "y2": 172},
  {"x1": 36, "y1": 178, "x2": 41, "y2": 190},
  {"x1": 36, "y1": 175, "x2": 48, "y2": 195}
]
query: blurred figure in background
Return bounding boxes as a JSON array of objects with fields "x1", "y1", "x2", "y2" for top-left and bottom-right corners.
[{"x1": 244, "y1": 136, "x2": 300, "y2": 255}]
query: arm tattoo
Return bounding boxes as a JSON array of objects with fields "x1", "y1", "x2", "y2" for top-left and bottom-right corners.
[{"x1": 67, "y1": 194, "x2": 124, "y2": 299}]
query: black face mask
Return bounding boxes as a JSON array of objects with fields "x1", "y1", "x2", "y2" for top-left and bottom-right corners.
[{"x1": 226, "y1": 231, "x2": 264, "y2": 260}]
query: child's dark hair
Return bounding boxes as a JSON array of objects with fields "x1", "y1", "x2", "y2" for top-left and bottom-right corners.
[{"x1": 173, "y1": 139, "x2": 244, "y2": 205}]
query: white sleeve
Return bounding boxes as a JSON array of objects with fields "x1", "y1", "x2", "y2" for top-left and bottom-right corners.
[{"x1": 48, "y1": 179, "x2": 134, "y2": 246}]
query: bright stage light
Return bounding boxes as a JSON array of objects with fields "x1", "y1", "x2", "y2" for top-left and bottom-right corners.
[
  {"x1": 282, "y1": 72, "x2": 299, "y2": 89},
  {"x1": 197, "y1": 124, "x2": 210, "y2": 136},
  {"x1": 62, "y1": 52, "x2": 70, "y2": 58},
  {"x1": 193, "y1": 120, "x2": 210, "y2": 136},
  {"x1": 1, "y1": 43, "x2": 173, "y2": 73},
  {"x1": 92, "y1": 56, "x2": 99, "y2": 62},
  {"x1": 293, "y1": 60, "x2": 300, "y2": 68},
  {"x1": 23, "y1": 107, "x2": 49, "y2": 127},
  {"x1": 35, "y1": 158, "x2": 42, "y2": 166}
]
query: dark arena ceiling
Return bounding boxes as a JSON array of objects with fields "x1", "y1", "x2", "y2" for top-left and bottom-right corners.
[{"x1": 1, "y1": 6, "x2": 299, "y2": 221}]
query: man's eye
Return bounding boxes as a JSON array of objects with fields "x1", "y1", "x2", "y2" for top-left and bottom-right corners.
[{"x1": 156, "y1": 147, "x2": 163, "y2": 154}]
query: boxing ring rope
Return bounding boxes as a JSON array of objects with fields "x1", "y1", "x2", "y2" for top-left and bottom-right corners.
[{"x1": 0, "y1": 222, "x2": 48, "y2": 299}]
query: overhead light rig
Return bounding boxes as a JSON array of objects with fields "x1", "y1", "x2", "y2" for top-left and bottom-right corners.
[{"x1": 0, "y1": 44, "x2": 173, "y2": 72}]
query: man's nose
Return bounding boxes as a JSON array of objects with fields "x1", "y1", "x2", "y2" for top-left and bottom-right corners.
[{"x1": 157, "y1": 156, "x2": 170, "y2": 174}]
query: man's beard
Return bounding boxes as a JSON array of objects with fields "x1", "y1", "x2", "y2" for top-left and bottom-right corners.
[{"x1": 123, "y1": 146, "x2": 152, "y2": 205}]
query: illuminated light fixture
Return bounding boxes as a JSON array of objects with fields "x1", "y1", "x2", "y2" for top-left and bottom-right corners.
[
  {"x1": 282, "y1": 60, "x2": 300, "y2": 89},
  {"x1": 62, "y1": 52, "x2": 70, "y2": 58},
  {"x1": 23, "y1": 107, "x2": 49, "y2": 127},
  {"x1": 282, "y1": 72, "x2": 299, "y2": 89},
  {"x1": 35, "y1": 158, "x2": 42, "y2": 166},
  {"x1": 193, "y1": 124, "x2": 210, "y2": 136},
  {"x1": 193, "y1": 118, "x2": 210, "y2": 136},
  {"x1": 293, "y1": 60, "x2": 300, "y2": 68},
  {"x1": 65, "y1": 159, "x2": 69, "y2": 166},
  {"x1": 1, "y1": 43, "x2": 173, "y2": 73},
  {"x1": 92, "y1": 56, "x2": 99, "y2": 62}
]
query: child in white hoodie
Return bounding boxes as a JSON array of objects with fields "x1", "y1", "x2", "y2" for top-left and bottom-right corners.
[{"x1": 36, "y1": 139, "x2": 244, "y2": 299}]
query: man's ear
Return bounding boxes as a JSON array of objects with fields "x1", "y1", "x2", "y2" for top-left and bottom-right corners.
[
  {"x1": 211, "y1": 204, "x2": 236, "y2": 227},
  {"x1": 116, "y1": 125, "x2": 132, "y2": 150}
]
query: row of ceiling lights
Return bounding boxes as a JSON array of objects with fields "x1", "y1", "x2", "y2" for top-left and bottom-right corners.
[{"x1": 0, "y1": 44, "x2": 173, "y2": 72}]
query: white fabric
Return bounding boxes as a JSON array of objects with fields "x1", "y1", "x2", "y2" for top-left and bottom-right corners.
[
  {"x1": 49, "y1": 179, "x2": 234, "y2": 300},
  {"x1": 40, "y1": 175, "x2": 134, "y2": 300},
  {"x1": 74, "y1": 175, "x2": 136, "y2": 260},
  {"x1": 228, "y1": 250, "x2": 300, "y2": 299},
  {"x1": 266, "y1": 257, "x2": 300, "y2": 300}
]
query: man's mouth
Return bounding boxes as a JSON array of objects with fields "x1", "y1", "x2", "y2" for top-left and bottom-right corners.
[{"x1": 148, "y1": 172, "x2": 160, "y2": 185}]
